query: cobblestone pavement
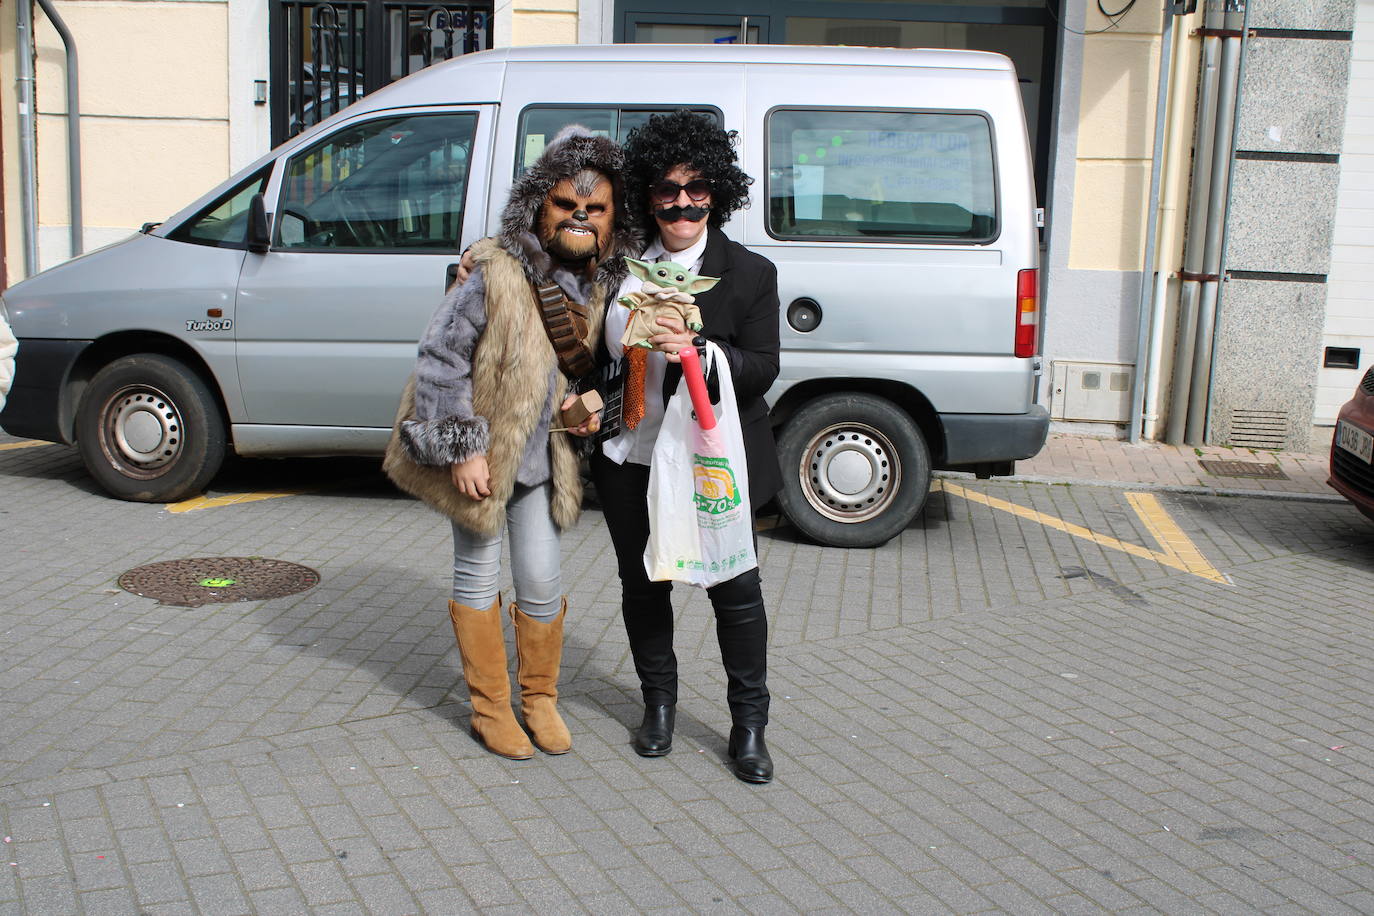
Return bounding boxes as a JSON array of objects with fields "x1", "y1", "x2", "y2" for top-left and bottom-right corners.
[{"x1": 2, "y1": 433, "x2": 1373, "y2": 914}]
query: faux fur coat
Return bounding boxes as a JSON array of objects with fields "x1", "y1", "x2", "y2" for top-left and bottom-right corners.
[
  {"x1": 383, "y1": 124, "x2": 636, "y2": 535},
  {"x1": 383, "y1": 241, "x2": 606, "y2": 535}
]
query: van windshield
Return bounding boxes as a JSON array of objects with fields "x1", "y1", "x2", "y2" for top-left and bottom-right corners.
[{"x1": 167, "y1": 166, "x2": 272, "y2": 249}]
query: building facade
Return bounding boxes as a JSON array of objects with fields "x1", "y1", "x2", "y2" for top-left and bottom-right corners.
[{"x1": 2, "y1": 0, "x2": 1370, "y2": 449}]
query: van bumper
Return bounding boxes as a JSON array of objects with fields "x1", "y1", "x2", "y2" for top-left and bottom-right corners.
[
  {"x1": 938, "y1": 405, "x2": 1049, "y2": 467},
  {"x1": 0, "y1": 338, "x2": 90, "y2": 444}
]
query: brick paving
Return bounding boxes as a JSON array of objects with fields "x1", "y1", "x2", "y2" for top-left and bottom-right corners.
[
  {"x1": 1010, "y1": 431, "x2": 1337, "y2": 499},
  {"x1": 2, "y1": 431, "x2": 1373, "y2": 914}
]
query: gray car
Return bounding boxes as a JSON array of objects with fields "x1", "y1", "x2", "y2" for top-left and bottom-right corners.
[{"x1": 0, "y1": 43, "x2": 1047, "y2": 548}]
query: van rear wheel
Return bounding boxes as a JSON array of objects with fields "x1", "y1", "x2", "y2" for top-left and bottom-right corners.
[
  {"x1": 776, "y1": 393, "x2": 930, "y2": 548},
  {"x1": 75, "y1": 354, "x2": 226, "y2": 502}
]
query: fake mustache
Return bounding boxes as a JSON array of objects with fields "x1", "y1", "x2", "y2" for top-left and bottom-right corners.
[{"x1": 655, "y1": 205, "x2": 710, "y2": 223}]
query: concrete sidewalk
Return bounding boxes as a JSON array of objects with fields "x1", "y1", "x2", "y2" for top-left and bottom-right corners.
[{"x1": 996, "y1": 431, "x2": 1340, "y2": 500}]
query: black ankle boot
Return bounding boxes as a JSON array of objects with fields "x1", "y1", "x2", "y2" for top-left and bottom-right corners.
[
  {"x1": 633, "y1": 704, "x2": 675, "y2": 757},
  {"x1": 727, "y1": 725, "x2": 773, "y2": 784}
]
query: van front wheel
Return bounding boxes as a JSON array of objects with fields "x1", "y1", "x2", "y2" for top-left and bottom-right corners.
[
  {"x1": 776, "y1": 393, "x2": 930, "y2": 548},
  {"x1": 75, "y1": 354, "x2": 226, "y2": 502}
]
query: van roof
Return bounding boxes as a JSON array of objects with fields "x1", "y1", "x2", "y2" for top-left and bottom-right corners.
[
  {"x1": 347, "y1": 43, "x2": 1014, "y2": 115},
  {"x1": 489, "y1": 43, "x2": 1012, "y2": 69}
]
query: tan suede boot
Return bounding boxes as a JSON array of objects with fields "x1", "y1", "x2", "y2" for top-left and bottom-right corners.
[
  {"x1": 511, "y1": 600, "x2": 572, "y2": 754},
  {"x1": 449, "y1": 598, "x2": 534, "y2": 760}
]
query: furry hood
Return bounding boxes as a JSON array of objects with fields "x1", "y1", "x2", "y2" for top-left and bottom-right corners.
[{"x1": 498, "y1": 124, "x2": 639, "y2": 290}]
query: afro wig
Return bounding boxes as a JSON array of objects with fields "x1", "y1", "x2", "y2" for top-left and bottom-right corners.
[{"x1": 623, "y1": 109, "x2": 753, "y2": 230}]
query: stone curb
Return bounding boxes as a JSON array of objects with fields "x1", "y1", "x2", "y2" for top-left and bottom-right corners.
[{"x1": 935, "y1": 470, "x2": 1347, "y2": 503}]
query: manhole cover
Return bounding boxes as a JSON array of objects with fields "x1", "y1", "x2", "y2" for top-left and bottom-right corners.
[
  {"x1": 1198, "y1": 459, "x2": 1289, "y2": 480},
  {"x1": 118, "y1": 557, "x2": 320, "y2": 607}
]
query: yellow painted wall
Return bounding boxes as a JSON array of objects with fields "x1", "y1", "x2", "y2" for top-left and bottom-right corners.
[
  {"x1": 511, "y1": 0, "x2": 578, "y2": 46},
  {"x1": 1, "y1": 7, "x2": 21, "y2": 285},
  {"x1": 36, "y1": 1, "x2": 230, "y2": 229},
  {"x1": 1068, "y1": 10, "x2": 1163, "y2": 272},
  {"x1": 2, "y1": 0, "x2": 230, "y2": 277},
  {"x1": 37, "y1": 117, "x2": 228, "y2": 226}
]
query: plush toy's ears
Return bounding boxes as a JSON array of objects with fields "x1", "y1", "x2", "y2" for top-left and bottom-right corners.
[
  {"x1": 685, "y1": 275, "x2": 720, "y2": 295},
  {"x1": 624, "y1": 256, "x2": 655, "y2": 280}
]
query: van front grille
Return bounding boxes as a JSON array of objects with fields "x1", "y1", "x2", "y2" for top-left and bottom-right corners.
[{"x1": 1361, "y1": 365, "x2": 1374, "y2": 396}]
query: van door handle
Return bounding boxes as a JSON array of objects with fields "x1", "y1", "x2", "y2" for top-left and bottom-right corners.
[
  {"x1": 445, "y1": 263, "x2": 462, "y2": 291},
  {"x1": 787, "y1": 297, "x2": 822, "y2": 332}
]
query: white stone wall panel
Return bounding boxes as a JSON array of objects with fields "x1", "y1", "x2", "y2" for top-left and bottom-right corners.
[{"x1": 1317, "y1": 0, "x2": 1374, "y2": 425}]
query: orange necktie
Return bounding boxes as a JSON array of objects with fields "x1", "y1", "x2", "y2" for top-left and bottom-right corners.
[{"x1": 623, "y1": 346, "x2": 648, "y2": 430}]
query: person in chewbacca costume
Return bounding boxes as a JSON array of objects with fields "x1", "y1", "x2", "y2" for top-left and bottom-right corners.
[{"x1": 385, "y1": 125, "x2": 637, "y2": 758}]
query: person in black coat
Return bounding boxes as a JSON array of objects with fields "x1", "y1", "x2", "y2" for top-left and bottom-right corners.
[{"x1": 590, "y1": 110, "x2": 781, "y2": 783}]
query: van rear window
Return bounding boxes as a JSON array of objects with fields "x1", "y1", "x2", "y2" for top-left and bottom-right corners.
[
  {"x1": 767, "y1": 109, "x2": 997, "y2": 243},
  {"x1": 516, "y1": 107, "x2": 720, "y2": 175}
]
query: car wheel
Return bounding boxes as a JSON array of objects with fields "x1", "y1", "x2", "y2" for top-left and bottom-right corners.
[
  {"x1": 775, "y1": 393, "x2": 931, "y2": 548},
  {"x1": 75, "y1": 354, "x2": 226, "y2": 502}
]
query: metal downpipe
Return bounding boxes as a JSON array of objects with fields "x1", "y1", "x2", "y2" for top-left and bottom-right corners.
[
  {"x1": 1128, "y1": 4, "x2": 1179, "y2": 443},
  {"x1": 34, "y1": 0, "x2": 83, "y2": 258},
  {"x1": 1184, "y1": 6, "x2": 1244, "y2": 444},
  {"x1": 1165, "y1": 13, "x2": 1223, "y2": 444},
  {"x1": 14, "y1": 0, "x2": 40, "y2": 278},
  {"x1": 1144, "y1": 10, "x2": 1197, "y2": 441}
]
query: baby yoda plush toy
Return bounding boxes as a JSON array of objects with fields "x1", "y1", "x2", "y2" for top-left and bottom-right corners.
[{"x1": 618, "y1": 256, "x2": 720, "y2": 352}]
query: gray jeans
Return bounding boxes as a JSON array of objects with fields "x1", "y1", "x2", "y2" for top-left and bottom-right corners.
[{"x1": 451, "y1": 482, "x2": 562, "y2": 618}]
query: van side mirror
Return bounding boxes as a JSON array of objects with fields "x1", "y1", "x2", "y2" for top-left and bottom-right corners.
[{"x1": 246, "y1": 193, "x2": 270, "y2": 253}]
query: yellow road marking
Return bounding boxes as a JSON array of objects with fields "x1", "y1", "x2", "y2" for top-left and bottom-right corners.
[
  {"x1": 937, "y1": 480, "x2": 1229, "y2": 585},
  {"x1": 166, "y1": 489, "x2": 314, "y2": 513},
  {"x1": 0, "y1": 440, "x2": 53, "y2": 451},
  {"x1": 1125, "y1": 491, "x2": 1230, "y2": 583}
]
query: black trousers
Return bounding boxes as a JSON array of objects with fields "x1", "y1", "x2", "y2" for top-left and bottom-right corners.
[{"x1": 590, "y1": 450, "x2": 770, "y2": 726}]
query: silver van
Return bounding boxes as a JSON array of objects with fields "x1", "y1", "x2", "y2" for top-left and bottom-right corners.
[{"x1": 0, "y1": 43, "x2": 1046, "y2": 548}]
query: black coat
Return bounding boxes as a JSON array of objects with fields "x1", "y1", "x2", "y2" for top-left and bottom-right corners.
[{"x1": 658, "y1": 227, "x2": 783, "y2": 507}]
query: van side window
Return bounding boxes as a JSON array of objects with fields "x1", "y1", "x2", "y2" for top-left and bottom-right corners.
[
  {"x1": 516, "y1": 107, "x2": 721, "y2": 175},
  {"x1": 276, "y1": 113, "x2": 478, "y2": 251},
  {"x1": 767, "y1": 109, "x2": 997, "y2": 242},
  {"x1": 166, "y1": 165, "x2": 272, "y2": 248}
]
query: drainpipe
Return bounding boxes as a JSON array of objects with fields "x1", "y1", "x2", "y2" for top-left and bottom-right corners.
[
  {"x1": 15, "y1": 0, "x2": 40, "y2": 277},
  {"x1": 1165, "y1": 3, "x2": 1223, "y2": 444},
  {"x1": 1185, "y1": 0, "x2": 1246, "y2": 444},
  {"x1": 1129, "y1": 2, "x2": 1181, "y2": 442},
  {"x1": 34, "y1": 0, "x2": 83, "y2": 258},
  {"x1": 1142, "y1": 9, "x2": 1197, "y2": 440}
]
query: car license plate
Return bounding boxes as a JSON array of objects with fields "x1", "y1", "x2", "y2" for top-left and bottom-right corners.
[{"x1": 1337, "y1": 420, "x2": 1374, "y2": 464}]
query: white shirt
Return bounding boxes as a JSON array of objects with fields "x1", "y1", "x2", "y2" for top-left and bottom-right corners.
[{"x1": 601, "y1": 231, "x2": 710, "y2": 465}]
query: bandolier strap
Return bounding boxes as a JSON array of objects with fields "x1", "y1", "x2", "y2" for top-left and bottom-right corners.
[{"x1": 532, "y1": 281, "x2": 596, "y2": 380}]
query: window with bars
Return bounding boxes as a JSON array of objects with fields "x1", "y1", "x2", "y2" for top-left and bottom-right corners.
[{"x1": 269, "y1": 0, "x2": 493, "y2": 145}]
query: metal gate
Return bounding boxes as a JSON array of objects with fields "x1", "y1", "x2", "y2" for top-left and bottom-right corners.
[{"x1": 269, "y1": 0, "x2": 492, "y2": 146}]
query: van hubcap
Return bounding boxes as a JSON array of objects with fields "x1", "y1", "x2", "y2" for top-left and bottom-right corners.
[
  {"x1": 101, "y1": 385, "x2": 183, "y2": 477},
  {"x1": 800, "y1": 423, "x2": 901, "y2": 523}
]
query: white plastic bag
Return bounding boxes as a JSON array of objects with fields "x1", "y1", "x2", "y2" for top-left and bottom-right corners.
[{"x1": 643, "y1": 342, "x2": 758, "y2": 588}]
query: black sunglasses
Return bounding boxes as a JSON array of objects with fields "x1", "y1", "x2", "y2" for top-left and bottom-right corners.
[{"x1": 650, "y1": 179, "x2": 712, "y2": 204}]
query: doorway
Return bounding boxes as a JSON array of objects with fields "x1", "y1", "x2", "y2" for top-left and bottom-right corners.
[{"x1": 616, "y1": 1, "x2": 1058, "y2": 205}]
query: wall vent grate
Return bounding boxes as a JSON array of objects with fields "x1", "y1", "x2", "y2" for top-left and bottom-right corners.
[{"x1": 1228, "y1": 409, "x2": 1288, "y2": 449}]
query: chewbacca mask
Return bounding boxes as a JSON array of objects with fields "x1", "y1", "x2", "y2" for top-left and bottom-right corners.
[{"x1": 537, "y1": 169, "x2": 614, "y2": 266}]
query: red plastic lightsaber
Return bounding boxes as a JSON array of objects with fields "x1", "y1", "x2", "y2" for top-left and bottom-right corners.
[{"x1": 677, "y1": 339, "x2": 716, "y2": 430}]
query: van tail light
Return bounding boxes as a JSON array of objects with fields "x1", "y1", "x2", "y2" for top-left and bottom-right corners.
[{"x1": 1015, "y1": 268, "x2": 1038, "y2": 358}]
